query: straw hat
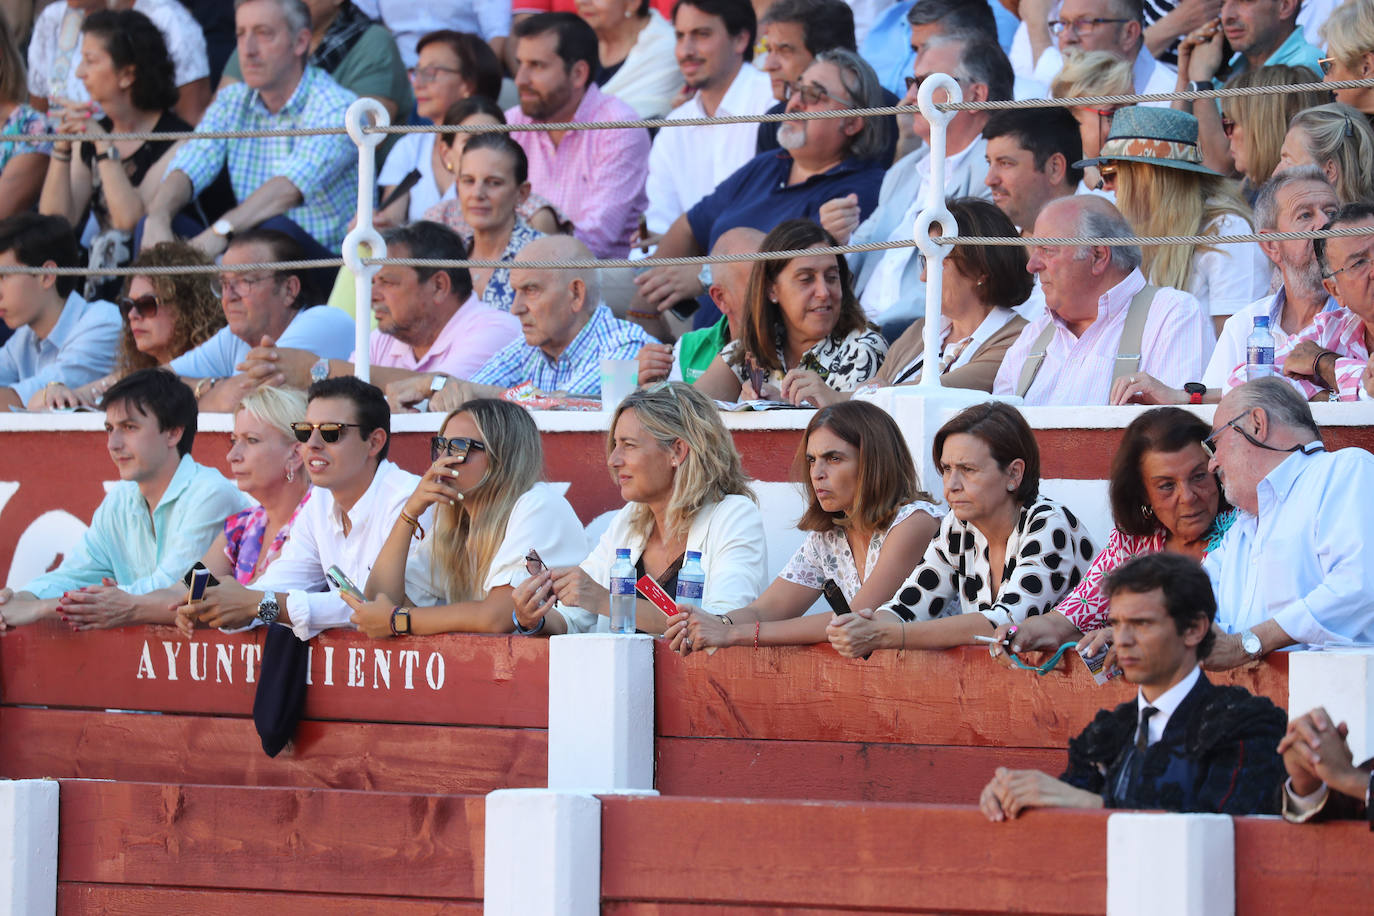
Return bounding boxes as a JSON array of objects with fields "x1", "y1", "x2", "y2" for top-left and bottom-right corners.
[{"x1": 1074, "y1": 105, "x2": 1221, "y2": 176}]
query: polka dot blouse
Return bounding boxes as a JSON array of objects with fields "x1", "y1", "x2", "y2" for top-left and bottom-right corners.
[{"x1": 880, "y1": 495, "x2": 1096, "y2": 628}]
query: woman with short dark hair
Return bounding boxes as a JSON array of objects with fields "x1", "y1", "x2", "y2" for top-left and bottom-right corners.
[{"x1": 828, "y1": 402, "x2": 1094, "y2": 657}]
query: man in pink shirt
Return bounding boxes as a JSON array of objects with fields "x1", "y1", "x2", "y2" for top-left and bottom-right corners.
[
  {"x1": 506, "y1": 12, "x2": 650, "y2": 258},
  {"x1": 237, "y1": 222, "x2": 520, "y2": 394}
]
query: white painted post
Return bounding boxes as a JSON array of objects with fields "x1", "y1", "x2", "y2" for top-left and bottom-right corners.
[
  {"x1": 484, "y1": 789, "x2": 600, "y2": 916},
  {"x1": 0, "y1": 779, "x2": 59, "y2": 916},
  {"x1": 913, "y1": 74, "x2": 960, "y2": 391},
  {"x1": 342, "y1": 98, "x2": 389, "y2": 384},
  {"x1": 1106, "y1": 813, "x2": 1234, "y2": 916},
  {"x1": 547, "y1": 634, "x2": 655, "y2": 791},
  {"x1": 1288, "y1": 649, "x2": 1374, "y2": 764}
]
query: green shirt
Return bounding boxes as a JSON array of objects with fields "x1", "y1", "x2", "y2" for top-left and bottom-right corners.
[{"x1": 677, "y1": 317, "x2": 731, "y2": 384}]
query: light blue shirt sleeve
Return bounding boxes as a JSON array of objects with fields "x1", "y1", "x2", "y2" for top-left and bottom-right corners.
[
  {"x1": 21, "y1": 497, "x2": 123, "y2": 599},
  {"x1": 276, "y1": 306, "x2": 358, "y2": 359},
  {"x1": 120, "y1": 469, "x2": 248, "y2": 594},
  {"x1": 6, "y1": 300, "x2": 122, "y2": 404},
  {"x1": 168, "y1": 326, "x2": 247, "y2": 379}
]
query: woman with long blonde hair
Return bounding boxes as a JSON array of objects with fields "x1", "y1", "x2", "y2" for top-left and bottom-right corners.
[
  {"x1": 1220, "y1": 66, "x2": 1330, "y2": 196},
  {"x1": 514, "y1": 382, "x2": 767, "y2": 636},
  {"x1": 348, "y1": 398, "x2": 587, "y2": 636}
]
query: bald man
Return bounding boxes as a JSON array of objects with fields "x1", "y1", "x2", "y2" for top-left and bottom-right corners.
[
  {"x1": 397, "y1": 235, "x2": 658, "y2": 411},
  {"x1": 636, "y1": 227, "x2": 766, "y2": 385}
]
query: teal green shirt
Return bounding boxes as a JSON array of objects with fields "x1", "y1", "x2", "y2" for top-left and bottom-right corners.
[
  {"x1": 1226, "y1": 25, "x2": 1323, "y2": 80},
  {"x1": 676, "y1": 317, "x2": 730, "y2": 385},
  {"x1": 23, "y1": 455, "x2": 249, "y2": 599}
]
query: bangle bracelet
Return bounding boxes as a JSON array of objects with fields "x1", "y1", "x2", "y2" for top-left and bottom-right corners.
[
  {"x1": 399, "y1": 510, "x2": 426, "y2": 541},
  {"x1": 512, "y1": 608, "x2": 545, "y2": 635},
  {"x1": 193, "y1": 377, "x2": 219, "y2": 399},
  {"x1": 626, "y1": 309, "x2": 659, "y2": 320},
  {"x1": 753, "y1": 620, "x2": 760, "y2": 649}
]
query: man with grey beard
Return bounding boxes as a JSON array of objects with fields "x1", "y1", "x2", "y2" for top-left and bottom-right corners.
[{"x1": 1108, "y1": 167, "x2": 1340, "y2": 405}]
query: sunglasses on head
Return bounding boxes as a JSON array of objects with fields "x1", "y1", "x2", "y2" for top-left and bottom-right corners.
[
  {"x1": 291, "y1": 421, "x2": 362, "y2": 444},
  {"x1": 431, "y1": 435, "x2": 486, "y2": 463},
  {"x1": 118, "y1": 294, "x2": 160, "y2": 318}
]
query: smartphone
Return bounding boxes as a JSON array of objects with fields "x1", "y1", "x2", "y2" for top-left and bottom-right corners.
[
  {"x1": 181, "y1": 562, "x2": 219, "y2": 593},
  {"x1": 821, "y1": 579, "x2": 850, "y2": 615},
  {"x1": 636, "y1": 574, "x2": 678, "y2": 616},
  {"x1": 326, "y1": 564, "x2": 364, "y2": 600}
]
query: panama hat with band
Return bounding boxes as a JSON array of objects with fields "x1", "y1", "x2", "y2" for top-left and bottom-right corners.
[{"x1": 1074, "y1": 105, "x2": 1221, "y2": 176}]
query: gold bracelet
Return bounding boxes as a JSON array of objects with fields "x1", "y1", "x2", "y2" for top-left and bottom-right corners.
[
  {"x1": 399, "y1": 510, "x2": 426, "y2": 541},
  {"x1": 193, "y1": 377, "x2": 219, "y2": 399}
]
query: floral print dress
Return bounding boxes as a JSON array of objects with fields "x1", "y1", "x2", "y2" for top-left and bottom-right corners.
[{"x1": 778, "y1": 501, "x2": 947, "y2": 602}]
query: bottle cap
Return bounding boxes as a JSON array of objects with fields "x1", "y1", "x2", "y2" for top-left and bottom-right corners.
[
  {"x1": 1253, "y1": 316, "x2": 1269, "y2": 328},
  {"x1": 615, "y1": 547, "x2": 631, "y2": 558},
  {"x1": 685, "y1": 550, "x2": 702, "y2": 562}
]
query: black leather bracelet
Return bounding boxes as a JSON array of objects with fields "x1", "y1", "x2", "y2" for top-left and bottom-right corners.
[{"x1": 1315, "y1": 350, "x2": 1340, "y2": 390}]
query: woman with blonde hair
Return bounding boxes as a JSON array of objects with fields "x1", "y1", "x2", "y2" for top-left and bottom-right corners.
[
  {"x1": 1321, "y1": 0, "x2": 1374, "y2": 119},
  {"x1": 1080, "y1": 106, "x2": 1270, "y2": 321},
  {"x1": 345, "y1": 398, "x2": 586, "y2": 636},
  {"x1": 1221, "y1": 66, "x2": 1331, "y2": 197},
  {"x1": 1051, "y1": 51, "x2": 1133, "y2": 196},
  {"x1": 514, "y1": 382, "x2": 766, "y2": 636},
  {"x1": 1279, "y1": 102, "x2": 1374, "y2": 204}
]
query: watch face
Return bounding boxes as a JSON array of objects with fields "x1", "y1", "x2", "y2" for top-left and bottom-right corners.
[{"x1": 1242, "y1": 632, "x2": 1261, "y2": 654}]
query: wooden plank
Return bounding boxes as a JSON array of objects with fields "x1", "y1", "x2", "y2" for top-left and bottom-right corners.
[
  {"x1": 604, "y1": 905, "x2": 941, "y2": 915},
  {"x1": 0, "y1": 707, "x2": 546, "y2": 793},
  {"x1": 59, "y1": 884, "x2": 480, "y2": 915},
  {"x1": 654, "y1": 642, "x2": 1287, "y2": 747},
  {"x1": 0, "y1": 624, "x2": 549, "y2": 728},
  {"x1": 1233, "y1": 817, "x2": 1374, "y2": 916},
  {"x1": 656, "y1": 736, "x2": 1064, "y2": 804},
  {"x1": 57, "y1": 780, "x2": 485, "y2": 899},
  {"x1": 600, "y1": 796, "x2": 1107, "y2": 913}
]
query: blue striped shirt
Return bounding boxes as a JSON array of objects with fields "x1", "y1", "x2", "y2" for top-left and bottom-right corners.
[{"x1": 470, "y1": 304, "x2": 656, "y2": 396}]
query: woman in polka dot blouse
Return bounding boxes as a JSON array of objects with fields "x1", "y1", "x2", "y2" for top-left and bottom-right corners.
[{"x1": 828, "y1": 402, "x2": 1095, "y2": 657}]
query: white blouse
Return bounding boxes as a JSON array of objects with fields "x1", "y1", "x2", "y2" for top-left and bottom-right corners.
[
  {"x1": 1188, "y1": 211, "x2": 1274, "y2": 318},
  {"x1": 778, "y1": 501, "x2": 947, "y2": 602},
  {"x1": 560, "y1": 494, "x2": 767, "y2": 633}
]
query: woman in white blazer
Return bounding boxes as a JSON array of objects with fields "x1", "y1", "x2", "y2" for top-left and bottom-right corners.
[{"x1": 513, "y1": 382, "x2": 766, "y2": 635}]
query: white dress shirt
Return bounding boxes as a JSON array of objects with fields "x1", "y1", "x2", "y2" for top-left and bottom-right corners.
[
  {"x1": 644, "y1": 63, "x2": 775, "y2": 235},
  {"x1": 993, "y1": 269, "x2": 1215, "y2": 405},
  {"x1": 1203, "y1": 447, "x2": 1374, "y2": 646},
  {"x1": 1187, "y1": 212, "x2": 1273, "y2": 318},
  {"x1": 1203, "y1": 289, "x2": 1340, "y2": 389},
  {"x1": 354, "y1": 0, "x2": 511, "y2": 65},
  {"x1": 559, "y1": 494, "x2": 767, "y2": 634},
  {"x1": 1137, "y1": 665, "x2": 1201, "y2": 747},
  {"x1": 252, "y1": 460, "x2": 443, "y2": 640}
]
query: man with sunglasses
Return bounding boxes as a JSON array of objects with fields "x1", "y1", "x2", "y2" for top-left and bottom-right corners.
[
  {"x1": 181, "y1": 376, "x2": 442, "y2": 640},
  {"x1": 0, "y1": 214, "x2": 120, "y2": 411},
  {"x1": 1199, "y1": 377, "x2": 1374, "y2": 667}
]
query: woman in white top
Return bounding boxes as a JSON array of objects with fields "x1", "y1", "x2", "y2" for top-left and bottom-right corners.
[
  {"x1": 665, "y1": 400, "x2": 943, "y2": 652},
  {"x1": 827, "y1": 402, "x2": 1095, "y2": 658},
  {"x1": 582, "y1": 1, "x2": 682, "y2": 119},
  {"x1": 513, "y1": 382, "x2": 766, "y2": 635},
  {"x1": 344, "y1": 398, "x2": 586, "y2": 635}
]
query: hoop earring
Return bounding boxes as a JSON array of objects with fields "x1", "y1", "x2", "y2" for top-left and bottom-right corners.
[
  {"x1": 1142, "y1": 504, "x2": 1154, "y2": 518},
  {"x1": 286, "y1": 466, "x2": 295, "y2": 483}
]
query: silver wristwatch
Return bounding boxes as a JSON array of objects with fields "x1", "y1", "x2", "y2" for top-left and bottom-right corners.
[
  {"x1": 257, "y1": 592, "x2": 280, "y2": 625},
  {"x1": 310, "y1": 356, "x2": 330, "y2": 384},
  {"x1": 1240, "y1": 629, "x2": 1262, "y2": 657}
]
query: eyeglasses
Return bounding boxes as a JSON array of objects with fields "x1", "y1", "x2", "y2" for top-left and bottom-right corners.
[
  {"x1": 430, "y1": 435, "x2": 487, "y2": 463},
  {"x1": 1201, "y1": 409, "x2": 1325, "y2": 459},
  {"x1": 1201, "y1": 413, "x2": 1248, "y2": 459},
  {"x1": 215, "y1": 273, "x2": 279, "y2": 298},
  {"x1": 1048, "y1": 17, "x2": 1128, "y2": 36},
  {"x1": 1318, "y1": 56, "x2": 1335, "y2": 75},
  {"x1": 1220, "y1": 117, "x2": 1236, "y2": 138},
  {"x1": 1324, "y1": 247, "x2": 1374, "y2": 281},
  {"x1": 408, "y1": 65, "x2": 463, "y2": 84},
  {"x1": 1096, "y1": 162, "x2": 1118, "y2": 189},
  {"x1": 291, "y1": 422, "x2": 362, "y2": 444},
  {"x1": 783, "y1": 79, "x2": 847, "y2": 108},
  {"x1": 117, "y1": 294, "x2": 160, "y2": 318},
  {"x1": 524, "y1": 548, "x2": 547, "y2": 578}
]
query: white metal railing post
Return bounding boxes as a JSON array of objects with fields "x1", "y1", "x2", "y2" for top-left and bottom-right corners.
[
  {"x1": 914, "y1": 74, "x2": 961, "y2": 389},
  {"x1": 342, "y1": 98, "x2": 389, "y2": 384}
]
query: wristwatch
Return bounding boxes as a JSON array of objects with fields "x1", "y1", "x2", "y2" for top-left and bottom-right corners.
[
  {"x1": 697, "y1": 262, "x2": 713, "y2": 291},
  {"x1": 1187, "y1": 80, "x2": 1213, "y2": 93},
  {"x1": 1184, "y1": 382, "x2": 1206, "y2": 405},
  {"x1": 430, "y1": 374, "x2": 449, "y2": 393},
  {"x1": 310, "y1": 356, "x2": 330, "y2": 384},
  {"x1": 211, "y1": 217, "x2": 235, "y2": 238},
  {"x1": 96, "y1": 145, "x2": 120, "y2": 162},
  {"x1": 257, "y1": 592, "x2": 280, "y2": 625},
  {"x1": 1240, "y1": 629, "x2": 1262, "y2": 657}
]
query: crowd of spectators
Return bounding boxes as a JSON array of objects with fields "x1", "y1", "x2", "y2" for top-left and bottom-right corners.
[{"x1": 1, "y1": 0, "x2": 1374, "y2": 828}]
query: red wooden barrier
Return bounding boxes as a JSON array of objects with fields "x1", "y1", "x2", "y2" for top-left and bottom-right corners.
[{"x1": 1233, "y1": 817, "x2": 1373, "y2": 916}]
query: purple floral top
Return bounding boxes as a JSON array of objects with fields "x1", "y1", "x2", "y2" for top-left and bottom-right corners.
[{"x1": 223, "y1": 489, "x2": 312, "y2": 584}]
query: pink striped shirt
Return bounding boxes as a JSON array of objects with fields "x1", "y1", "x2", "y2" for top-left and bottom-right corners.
[
  {"x1": 993, "y1": 269, "x2": 1216, "y2": 405},
  {"x1": 506, "y1": 84, "x2": 650, "y2": 259},
  {"x1": 1227, "y1": 307, "x2": 1372, "y2": 401}
]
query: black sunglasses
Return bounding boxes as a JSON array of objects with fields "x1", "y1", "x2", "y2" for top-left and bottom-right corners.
[
  {"x1": 118, "y1": 294, "x2": 160, "y2": 319},
  {"x1": 291, "y1": 422, "x2": 362, "y2": 444},
  {"x1": 431, "y1": 435, "x2": 487, "y2": 463}
]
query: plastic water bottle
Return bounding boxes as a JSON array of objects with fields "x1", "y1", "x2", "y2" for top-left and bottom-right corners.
[
  {"x1": 675, "y1": 550, "x2": 705, "y2": 611},
  {"x1": 1246, "y1": 315, "x2": 1277, "y2": 380},
  {"x1": 609, "y1": 548, "x2": 636, "y2": 634}
]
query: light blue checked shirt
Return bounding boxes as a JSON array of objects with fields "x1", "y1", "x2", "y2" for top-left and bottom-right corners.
[
  {"x1": 169, "y1": 65, "x2": 357, "y2": 249},
  {"x1": 469, "y1": 304, "x2": 656, "y2": 396}
]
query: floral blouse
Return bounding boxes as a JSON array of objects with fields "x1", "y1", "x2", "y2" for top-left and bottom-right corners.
[
  {"x1": 720, "y1": 326, "x2": 888, "y2": 393},
  {"x1": 223, "y1": 489, "x2": 312, "y2": 584},
  {"x1": 881, "y1": 495, "x2": 1096, "y2": 628},
  {"x1": 461, "y1": 220, "x2": 542, "y2": 313},
  {"x1": 0, "y1": 104, "x2": 51, "y2": 172},
  {"x1": 779, "y1": 501, "x2": 947, "y2": 602},
  {"x1": 1057, "y1": 509, "x2": 1238, "y2": 633}
]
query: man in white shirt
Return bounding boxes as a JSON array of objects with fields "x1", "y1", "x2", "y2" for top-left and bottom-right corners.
[
  {"x1": 1025, "y1": 0, "x2": 1177, "y2": 105},
  {"x1": 180, "y1": 375, "x2": 440, "y2": 641},
  {"x1": 171, "y1": 230, "x2": 355, "y2": 412},
  {"x1": 993, "y1": 195, "x2": 1214, "y2": 405},
  {"x1": 824, "y1": 34, "x2": 1007, "y2": 336},
  {"x1": 1110, "y1": 167, "x2": 1338, "y2": 405},
  {"x1": 643, "y1": 0, "x2": 772, "y2": 236},
  {"x1": 1201, "y1": 377, "x2": 1374, "y2": 665},
  {"x1": 354, "y1": 0, "x2": 510, "y2": 66}
]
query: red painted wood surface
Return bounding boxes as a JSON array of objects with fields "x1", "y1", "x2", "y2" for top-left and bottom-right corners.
[
  {"x1": 1233, "y1": 817, "x2": 1374, "y2": 915},
  {"x1": 600, "y1": 796, "x2": 1109, "y2": 913},
  {"x1": 59, "y1": 885, "x2": 480, "y2": 915},
  {"x1": 654, "y1": 641, "x2": 1288, "y2": 747},
  {"x1": 0, "y1": 707, "x2": 546, "y2": 793},
  {"x1": 57, "y1": 780, "x2": 486, "y2": 899},
  {"x1": 0, "y1": 622, "x2": 550, "y2": 728},
  {"x1": 657, "y1": 737, "x2": 1065, "y2": 804}
]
